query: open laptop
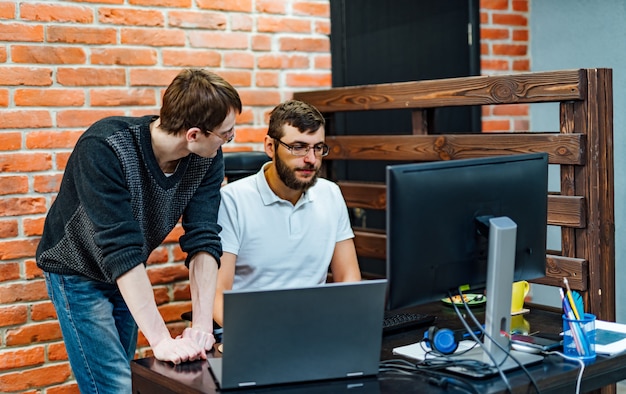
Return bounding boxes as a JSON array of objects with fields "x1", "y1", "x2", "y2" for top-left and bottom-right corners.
[{"x1": 207, "y1": 279, "x2": 387, "y2": 390}]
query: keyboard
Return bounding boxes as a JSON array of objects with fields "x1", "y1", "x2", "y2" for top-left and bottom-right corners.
[{"x1": 382, "y1": 311, "x2": 435, "y2": 335}]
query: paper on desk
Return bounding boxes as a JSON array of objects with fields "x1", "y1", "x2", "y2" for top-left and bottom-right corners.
[
  {"x1": 595, "y1": 320, "x2": 626, "y2": 355},
  {"x1": 392, "y1": 340, "x2": 478, "y2": 361}
]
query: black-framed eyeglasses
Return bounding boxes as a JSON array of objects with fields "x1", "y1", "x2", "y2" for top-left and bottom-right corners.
[
  {"x1": 274, "y1": 138, "x2": 329, "y2": 157},
  {"x1": 206, "y1": 129, "x2": 235, "y2": 144}
]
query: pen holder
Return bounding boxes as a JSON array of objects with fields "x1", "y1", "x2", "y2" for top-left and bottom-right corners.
[{"x1": 562, "y1": 313, "x2": 596, "y2": 363}]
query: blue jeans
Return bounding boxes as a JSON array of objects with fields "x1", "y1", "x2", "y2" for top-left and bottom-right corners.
[{"x1": 44, "y1": 272, "x2": 138, "y2": 394}]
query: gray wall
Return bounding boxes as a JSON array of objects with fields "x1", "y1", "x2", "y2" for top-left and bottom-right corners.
[{"x1": 529, "y1": 0, "x2": 626, "y2": 321}]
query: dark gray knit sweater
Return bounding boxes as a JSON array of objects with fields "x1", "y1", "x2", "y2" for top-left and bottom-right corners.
[{"x1": 36, "y1": 115, "x2": 224, "y2": 283}]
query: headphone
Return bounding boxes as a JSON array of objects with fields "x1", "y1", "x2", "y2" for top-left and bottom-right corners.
[{"x1": 423, "y1": 326, "x2": 468, "y2": 355}]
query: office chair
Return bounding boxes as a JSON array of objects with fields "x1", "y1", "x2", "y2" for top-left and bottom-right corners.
[{"x1": 223, "y1": 151, "x2": 270, "y2": 183}]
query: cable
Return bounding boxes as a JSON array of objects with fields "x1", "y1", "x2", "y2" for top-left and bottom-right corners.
[
  {"x1": 447, "y1": 289, "x2": 513, "y2": 392},
  {"x1": 543, "y1": 351, "x2": 585, "y2": 394},
  {"x1": 379, "y1": 358, "x2": 419, "y2": 374},
  {"x1": 424, "y1": 370, "x2": 481, "y2": 394},
  {"x1": 454, "y1": 288, "x2": 542, "y2": 393},
  {"x1": 379, "y1": 359, "x2": 481, "y2": 394}
]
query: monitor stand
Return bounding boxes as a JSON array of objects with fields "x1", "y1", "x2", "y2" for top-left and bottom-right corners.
[{"x1": 446, "y1": 216, "x2": 543, "y2": 378}]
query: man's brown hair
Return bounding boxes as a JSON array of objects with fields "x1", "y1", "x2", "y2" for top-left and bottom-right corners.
[
  {"x1": 267, "y1": 99, "x2": 325, "y2": 139},
  {"x1": 160, "y1": 69, "x2": 242, "y2": 135}
]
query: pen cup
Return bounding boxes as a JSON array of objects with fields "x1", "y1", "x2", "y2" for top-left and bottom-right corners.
[{"x1": 562, "y1": 313, "x2": 596, "y2": 363}]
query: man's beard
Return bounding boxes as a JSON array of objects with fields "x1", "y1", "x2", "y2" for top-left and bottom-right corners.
[{"x1": 275, "y1": 153, "x2": 320, "y2": 192}]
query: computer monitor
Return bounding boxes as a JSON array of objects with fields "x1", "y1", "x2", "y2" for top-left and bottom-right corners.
[{"x1": 386, "y1": 152, "x2": 548, "y2": 372}]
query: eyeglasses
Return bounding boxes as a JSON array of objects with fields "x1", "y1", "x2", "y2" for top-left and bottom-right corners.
[
  {"x1": 274, "y1": 138, "x2": 329, "y2": 157},
  {"x1": 206, "y1": 129, "x2": 235, "y2": 144}
]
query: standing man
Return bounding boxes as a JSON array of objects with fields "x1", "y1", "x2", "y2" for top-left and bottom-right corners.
[
  {"x1": 36, "y1": 69, "x2": 241, "y2": 393},
  {"x1": 214, "y1": 99, "x2": 361, "y2": 327}
]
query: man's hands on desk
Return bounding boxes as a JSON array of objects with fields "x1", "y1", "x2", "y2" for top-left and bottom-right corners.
[
  {"x1": 178, "y1": 327, "x2": 216, "y2": 355},
  {"x1": 152, "y1": 327, "x2": 216, "y2": 365}
]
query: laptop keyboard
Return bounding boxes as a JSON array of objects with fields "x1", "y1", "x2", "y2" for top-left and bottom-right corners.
[{"x1": 382, "y1": 311, "x2": 435, "y2": 335}]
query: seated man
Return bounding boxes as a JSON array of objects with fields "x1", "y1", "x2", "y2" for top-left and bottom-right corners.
[{"x1": 214, "y1": 99, "x2": 361, "y2": 327}]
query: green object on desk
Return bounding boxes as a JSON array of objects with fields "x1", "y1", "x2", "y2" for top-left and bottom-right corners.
[{"x1": 441, "y1": 294, "x2": 486, "y2": 307}]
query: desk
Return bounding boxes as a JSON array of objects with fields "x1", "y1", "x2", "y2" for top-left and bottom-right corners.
[{"x1": 132, "y1": 305, "x2": 625, "y2": 393}]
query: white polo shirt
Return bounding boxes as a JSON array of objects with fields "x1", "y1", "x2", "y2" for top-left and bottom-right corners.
[{"x1": 218, "y1": 163, "x2": 355, "y2": 290}]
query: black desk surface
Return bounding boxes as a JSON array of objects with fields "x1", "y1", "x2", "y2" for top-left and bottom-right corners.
[{"x1": 132, "y1": 303, "x2": 626, "y2": 394}]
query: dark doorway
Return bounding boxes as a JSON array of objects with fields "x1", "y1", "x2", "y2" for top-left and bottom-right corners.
[
  {"x1": 331, "y1": 1, "x2": 481, "y2": 85},
  {"x1": 328, "y1": 1, "x2": 481, "y2": 275}
]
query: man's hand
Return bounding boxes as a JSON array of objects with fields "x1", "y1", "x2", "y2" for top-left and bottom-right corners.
[
  {"x1": 178, "y1": 327, "x2": 216, "y2": 353},
  {"x1": 152, "y1": 336, "x2": 207, "y2": 364}
]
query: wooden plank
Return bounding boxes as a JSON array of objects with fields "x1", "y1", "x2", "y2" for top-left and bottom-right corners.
[
  {"x1": 339, "y1": 182, "x2": 586, "y2": 228},
  {"x1": 353, "y1": 229, "x2": 385, "y2": 260},
  {"x1": 338, "y1": 181, "x2": 386, "y2": 210},
  {"x1": 294, "y1": 69, "x2": 585, "y2": 111},
  {"x1": 530, "y1": 255, "x2": 588, "y2": 292},
  {"x1": 559, "y1": 101, "x2": 584, "y2": 258},
  {"x1": 547, "y1": 195, "x2": 586, "y2": 228},
  {"x1": 325, "y1": 133, "x2": 585, "y2": 165},
  {"x1": 411, "y1": 109, "x2": 430, "y2": 135},
  {"x1": 353, "y1": 232, "x2": 588, "y2": 291},
  {"x1": 579, "y1": 69, "x2": 615, "y2": 322}
]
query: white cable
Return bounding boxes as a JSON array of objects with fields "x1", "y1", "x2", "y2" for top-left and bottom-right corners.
[{"x1": 543, "y1": 351, "x2": 585, "y2": 394}]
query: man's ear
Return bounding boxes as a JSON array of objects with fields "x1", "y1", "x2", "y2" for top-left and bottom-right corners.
[
  {"x1": 186, "y1": 127, "x2": 201, "y2": 142},
  {"x1": 264, "y1": 135, "x2": 275, "y2": 159}
]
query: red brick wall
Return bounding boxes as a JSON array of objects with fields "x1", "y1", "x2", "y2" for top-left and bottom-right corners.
[
  {"x1": 0, "y1": 1, "x2": 527, "y2": 392},
  {"x1": 480, "y1": 0, "x2": 530, "y2": 131}
]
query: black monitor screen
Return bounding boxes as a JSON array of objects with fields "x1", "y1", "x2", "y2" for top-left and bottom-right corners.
[{"x1": 386, "y1": 153, "x2": 548, "y2": 311}]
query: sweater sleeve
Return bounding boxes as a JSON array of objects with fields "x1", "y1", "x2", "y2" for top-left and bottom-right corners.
[{"x1": 179, "y1": 150, "x2": 225, "y2": 268}]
